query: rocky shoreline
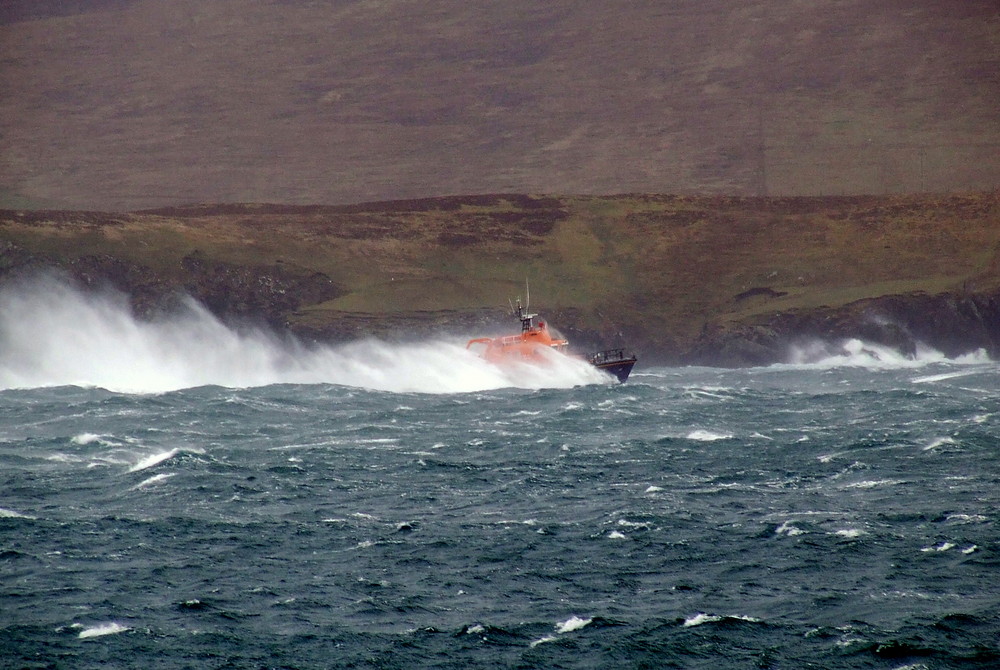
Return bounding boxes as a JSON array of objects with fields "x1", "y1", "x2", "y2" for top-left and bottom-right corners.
[
  {"x1": 684, "y1": 290, "x2": 1000, "y2": 366},
  {"x1": 2, "y1": 193, "x2": 998, "y2": 367},
  {"x1": 3, "y1": 240, "x2": 997, "y2": 367}
]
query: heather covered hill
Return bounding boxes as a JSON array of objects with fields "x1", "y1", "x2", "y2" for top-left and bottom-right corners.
[
  {"x1": 1, "y1": 1, "x2": 997, "y2": 210},
  {"x1": 2, "y1": 193, "x2": 999, "y2": 365}
]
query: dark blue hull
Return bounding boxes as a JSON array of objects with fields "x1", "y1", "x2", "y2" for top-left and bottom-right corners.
[{"x1": 588, "y1": 349, "x2": 637, "y2": 382}]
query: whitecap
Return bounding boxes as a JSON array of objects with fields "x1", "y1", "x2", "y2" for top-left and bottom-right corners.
[
  {"x1": 555, "y1": 616, "x2": 593, "y2": 634},
  {"x1": 129, "y1": 449, "x2": 179, "y2": 472},
  {"x1": 920, "y1": 542, "x2": 956, "y2": 553},
  {"x1": 682, "y1": 387, "x2": 734, "y2": 400},
  {"x1": 683, "y1": 613, "x2": 722, "y2": 627},
  {"x1": 961, "y1": 545, "x2": 978, "y2": 554},
  {"x1": 78, "y1": 622, "x2": 130, "y2": 639},
  {"x1": 911, "y1": 370, "x2": 981, "y2": 384},
  {"x1": 45, "y1": 453, "x2": 85, "y2": 463},
  {"x1": 617, "y1": 519, "x2": 649, "y2": 528},
  {"x1": 527, "y1": 615, "x2": 594, "y2": 647},
  {"x1": 529, "y1": 635, "x2": 558, "y2": 647},
  {"x1": 834, "y1": 529, "x2": 864, "y2": 538},
  {"x1": 944, "y1": 514, "x2": 988, "y2": 524},
  {"x1": 775, "y1": 521, "x2": 804, "y2": 536},
  {"x1": 683, "y1": 613, "x2": 759, "y2": 628},
  {"x1": 923, "y1": 437, "x2": 957, "y2": 451},
  {"x1": 835, "y1": 633, "x2": 869, "y2": 649},
  {"x1": 686, "y1": 429, "x2": 733, "y2": 442},
  {"x1": 842, "y1": 479, "x2": 900, "y2": 489},
  {"x1": 71, "y1": 433, "x2": 105, "y2": 445},
  {"x1": 131, "y1": 473, "x2": 175, "y2": 489},
  {"x1": 644, "y1": 485, "x2": 663, "y2": 493},
  {"x1": 0, "y1": 507, "x2": 35, "y2": 519},
  {"x1": 607, "y1": 530, "x2": 627, "y2": 540}
]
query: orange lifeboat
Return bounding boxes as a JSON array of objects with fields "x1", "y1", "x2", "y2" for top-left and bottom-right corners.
[
  {"x1": 466, "y1": 296, "x2": 637, "y2": 382},
  {"x1": 466, "y1": 300, "x2": 568, "y2": 364}
]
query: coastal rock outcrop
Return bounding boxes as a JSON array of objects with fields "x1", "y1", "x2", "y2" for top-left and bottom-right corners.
[{"x1": 686, "y1": 290, "x2": 1000, "y2": 366}]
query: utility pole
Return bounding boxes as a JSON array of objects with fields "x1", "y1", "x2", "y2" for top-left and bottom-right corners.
[
  {"x1": 756, "y1": 102, "x2": 768, "y2": 197},
  {"x1": 918, "y1": 147, "x2": 925, "y2": 192}
]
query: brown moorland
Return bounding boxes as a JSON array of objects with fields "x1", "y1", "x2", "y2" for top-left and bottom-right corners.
[{"x1": 0, "y1": 1, "x2": 997, "y2": 210}]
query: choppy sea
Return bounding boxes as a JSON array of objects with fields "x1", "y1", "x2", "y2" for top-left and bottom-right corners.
[{"x1": 1, "y1": 280, "x2": 998, "y2": 669}]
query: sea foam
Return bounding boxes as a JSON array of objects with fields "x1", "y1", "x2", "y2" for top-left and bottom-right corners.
[
  {"x1": 0, "y1": 277, "x2": 608, "y2": 394},
  {"x1": 78, "y1": 622, "x2": 130, "y2": 639},
  {"x1": 556, "y1": 616, "x2": 593, "y2": 633},
  {"x1": 785, "y1": 338, "x2": 991, "y2": 370},
  {"x1": 71, "y1": 433, "x2": 105, "y2": 445}
]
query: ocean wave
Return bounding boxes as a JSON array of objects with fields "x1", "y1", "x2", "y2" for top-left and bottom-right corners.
[
  {"x1": 0, "y1": 507, "x2": 35, "y2": 519},
  {"x1": 683, "y1": 613, "x2": 761, "y2": 628},
  {"x1": 530, "y1": 616, "x2": 594, "y2": 647},
  {"x1": 128, "y1": 449, "x2": 180, "y2": 472},
  {"x1": 686, "y1": 429, "x2": 734, "y2": 441},
  {"x1": 783, "y1": 339, "x2": 992, "y2": 370},
  {"x1": 77, "y1": 622, "x2": 130, "y2": 639}
]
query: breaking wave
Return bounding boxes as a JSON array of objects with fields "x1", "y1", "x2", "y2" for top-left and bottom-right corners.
[
  {"x1": 783, "y1": 338, "x2": 991, "y2": 370},
  {"x1": 0, "y1": 278, "x2": 607, "y2": 394}
]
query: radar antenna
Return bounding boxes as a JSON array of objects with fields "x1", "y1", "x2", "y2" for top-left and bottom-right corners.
[{"x1": 513, "y1": 279, "x2": 537, "y2": 333}]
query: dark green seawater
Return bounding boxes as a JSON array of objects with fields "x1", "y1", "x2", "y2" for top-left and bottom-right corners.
[{"x1": 1, "y1": 282, "x2": 998, "y2": 668}]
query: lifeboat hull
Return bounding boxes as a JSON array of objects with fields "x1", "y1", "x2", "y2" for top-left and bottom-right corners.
[{"x1": 587, "y1": 349, "x2": 638, "y2": 383}]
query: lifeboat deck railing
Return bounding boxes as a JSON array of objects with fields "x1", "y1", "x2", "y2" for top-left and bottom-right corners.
[{"x1": 588, "y1": 348, "x2": 636, "y2": 365}]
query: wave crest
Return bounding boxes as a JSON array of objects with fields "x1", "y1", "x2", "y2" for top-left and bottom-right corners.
[{"x1": 784, "y1": 338, "x2": 991, "y2": 370}]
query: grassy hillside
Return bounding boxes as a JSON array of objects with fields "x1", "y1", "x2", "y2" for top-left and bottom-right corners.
[
  {"x1": 3, "y1": 193, "x2": 998, "y2": 361},
  {"x1": 0, "y1": 1, "x2": 997, "y2": 210}
]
